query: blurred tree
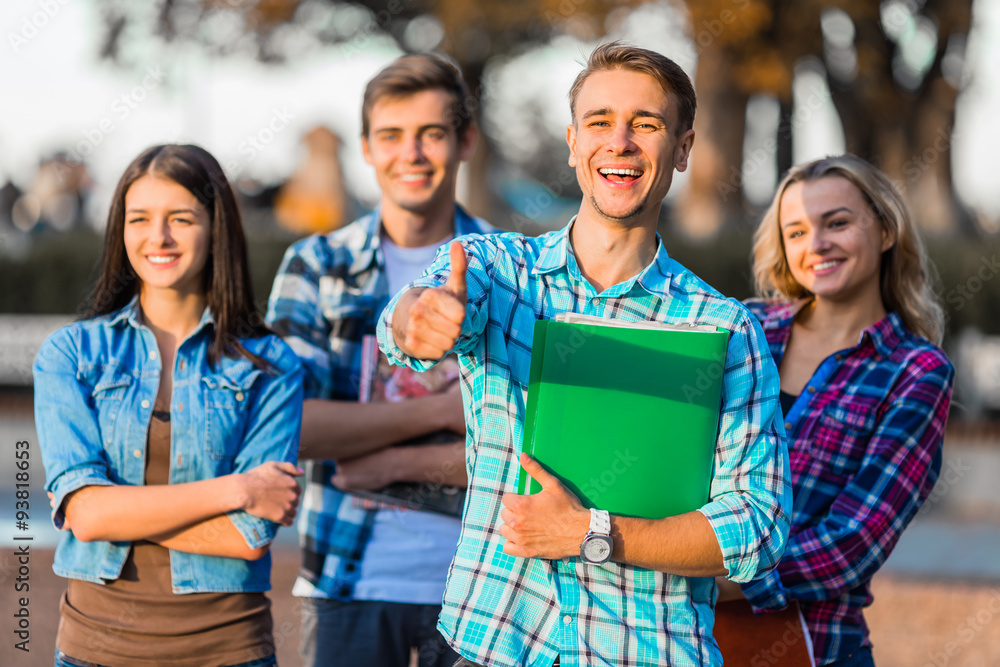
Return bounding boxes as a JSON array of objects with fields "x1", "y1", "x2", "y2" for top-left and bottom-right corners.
[
  {"x1": 94, "y1": 0, "x2": 646, "y2": 220},
  {"x1": 95, "y1": 0, "x2": 976, "y2": 236},
  {"x1": 675, "y1": 0, "x2": 974, "y2": 237}
]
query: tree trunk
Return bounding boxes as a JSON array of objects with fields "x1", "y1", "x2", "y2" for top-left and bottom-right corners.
[
  {"x1": 454, "y1": 59, "x2": 497, "y2": 222},
  {"x1": 677, "y1": 45, "x2": 748, "y2": 239}
]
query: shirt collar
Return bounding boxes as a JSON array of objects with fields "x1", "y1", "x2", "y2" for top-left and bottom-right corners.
[
  {"x1": 531, "y1": 220, "x2": 572, "y2": 276},
  {"x1": 106, "y1": 294, "x2": 141, "y2": 327},
  {"x1": 759, "y1": 298, "x2": 809, "y2": 332},
  {"x1": 764, "y1": 298, "x2": 903, "y2": 360},
  {"x1": 865, "y1": 310, "x2": 905, "y2": 360},
  {"x1": 348, "y1": 204, "x2": 483, "y2": 276},
  {"x1": 531, "y1": 217, "x2": 672, "y2": 300},
  {"x1": 105, "y1": 294, "x2": 215, "y2": 335}
]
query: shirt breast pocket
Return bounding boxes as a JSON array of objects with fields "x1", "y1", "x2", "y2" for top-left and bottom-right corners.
[
  {"x1": 809, "y1": 402, "x2": 879, "y2": 478},
  {"x1": 322, "y1": 303, "x2": 374, "y2": 347},
  {"x1": 202, "y1": 370, "x2": 262, "y2": 462},
  {"x1": 90, "y1": 366, "x2": 134, "y2": 446}
]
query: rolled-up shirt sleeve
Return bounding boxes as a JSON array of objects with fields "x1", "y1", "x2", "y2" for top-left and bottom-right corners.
[
  {"x1": 33, "y1": 328, "x2": 117, "y2": 530},
  {"x1": 225, "y1": 339, "x2": 304, "y2": 549},
  {"x1": 378, "y1": 234, "x2": 495, "y2": 370},
  {"x1": 698, "y1": 315, "x2": 792, "y2": 583}
]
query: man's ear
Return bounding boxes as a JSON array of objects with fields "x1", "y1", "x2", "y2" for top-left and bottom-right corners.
[
  {"x1": 674, "y1": 129, "x2": 695, "y2": 173},
  {"x1": 566, "y1": 124, "x2": 578, "y2": 168},
  {"x1": 458, "y1": 125, "x2": 478, "y2": 162},
  {"x1": 361, "y1": 134, "x2": 374, "y2": 166}
]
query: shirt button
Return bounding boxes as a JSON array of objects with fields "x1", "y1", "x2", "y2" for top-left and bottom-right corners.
[
  {"x1": 807, "y1": 386, "x2": 816, "y2": 393},
  {"x1": 562, "y1": 614, "x2": 572, "y2": 625},
  {"x1": 141, "y1": 399, "x2": 150, "y2": 409},
  {"x1": 133, "y1": 449, "x2": 142, "y2": 458},
  {"x1": 180, "y1": 360, "x2": 186, "y2": 370},
  {"x1": 784, "y1": 422, "x2": 792, "y2": 431},
  {"x1": 835, "y1": 354, "x2": 844, "y2": 362},
  {"x1": 591, "y1": 298, "x2": 600, "y2": 306},
  {"x1": 235, "y1": 392, "x2": 245, "y2": 402},
  {"x1": 149, "y1": 351, "x2": 157, "y2": 360}
]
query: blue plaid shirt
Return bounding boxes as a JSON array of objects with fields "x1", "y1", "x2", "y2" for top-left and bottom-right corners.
[
  {"x1": 265, "y1": 205, "x2": 494, "y2": 599},
  {"x1": 377, "y1": 222, "x2": 792, "y2": 667}
]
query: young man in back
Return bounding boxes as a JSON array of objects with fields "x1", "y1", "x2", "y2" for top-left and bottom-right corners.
[
  {"x1": 378, "y1": 43, "x2": 792, "y2": 666},
  {"x1": 267, "y1": 54, "x2": 495, "y2": 667}
]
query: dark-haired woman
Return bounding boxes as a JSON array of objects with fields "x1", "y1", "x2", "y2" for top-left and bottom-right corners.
[
  {"x1": 717, "y1": 154, "x2": 955, "y2": 667},
  {"x1": 35, "y1": 144, "x2": 304, "y2": 667}
]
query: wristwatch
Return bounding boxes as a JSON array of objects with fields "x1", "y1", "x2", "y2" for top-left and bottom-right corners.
[{"x1": 580, "y1": 508, "x2": 613, "y2": 564}]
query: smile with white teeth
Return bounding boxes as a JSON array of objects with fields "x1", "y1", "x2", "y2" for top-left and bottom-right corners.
[
  {"x1": 598, "y1": 168, "x2": 643, "y2": 177},
  {"x1": 148, "y1": 255, "x2": 179, "y2": 264},
  {"x1": 398, "y1": 173, "x2": 430, "y2": 181},
  {"x1": 813, "y1": 260, "x2": 841, "y2": 271}
]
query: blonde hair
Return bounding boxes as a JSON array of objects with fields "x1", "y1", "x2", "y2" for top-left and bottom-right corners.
[{"x1": 752, "y1": 154, "x2": 944, "y2": 344}]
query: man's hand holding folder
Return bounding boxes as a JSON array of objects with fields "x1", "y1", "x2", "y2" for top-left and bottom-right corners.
[
  {"x1": 503, "y1": 453, "x2": 728, "y2": 578},
  {"x1": 393, "y1": 241, "x2": 468, "y2": 360},
  {"x1": 500, "y1": 452, "x2": 591, "y2": 559}
]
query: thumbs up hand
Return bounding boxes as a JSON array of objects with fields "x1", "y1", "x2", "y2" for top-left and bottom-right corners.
[{"x1": 394, "y1": 241, "x2": 470, "y2": 361}]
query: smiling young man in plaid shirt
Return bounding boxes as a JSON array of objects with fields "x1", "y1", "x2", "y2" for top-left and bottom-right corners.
[{"x1": 377, "y1": 43, "x2": 792, "y2": 667}]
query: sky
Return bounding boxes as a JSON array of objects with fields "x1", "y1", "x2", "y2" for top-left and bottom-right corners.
[{"x1": 1, "y1": 0, "x2": 998, "y2": 228}]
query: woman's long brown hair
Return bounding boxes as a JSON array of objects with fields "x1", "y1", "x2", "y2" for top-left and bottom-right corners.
[{"x1": 84, "y1": 144, "x2": 272, "y2": 369}]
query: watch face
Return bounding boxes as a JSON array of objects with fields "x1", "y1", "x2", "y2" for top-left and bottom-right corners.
[{"x1": 582, "y1": 536, "x2": 612, "y2": 563}]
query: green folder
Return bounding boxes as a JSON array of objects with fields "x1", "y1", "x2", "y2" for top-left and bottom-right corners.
[{"x1": 517, "y1": 315, "x2": 730, "y2": 519}]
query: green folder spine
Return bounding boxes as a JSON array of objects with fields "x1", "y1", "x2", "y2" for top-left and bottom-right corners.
[{"x1": 517, "y1": 319, "x2": 729, "y2": 519}]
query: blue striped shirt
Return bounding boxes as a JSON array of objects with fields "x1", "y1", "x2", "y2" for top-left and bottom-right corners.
[{"x1": 377, "y1": 221, "x2": 792, "y2": 667}]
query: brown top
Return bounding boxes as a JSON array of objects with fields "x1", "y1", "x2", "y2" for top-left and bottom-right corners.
[{"x1": 57, "y1": 409, "x2": 274, "y2": 667}]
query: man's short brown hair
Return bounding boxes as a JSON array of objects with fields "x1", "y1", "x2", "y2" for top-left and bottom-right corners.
[
  {"x1": 362, "y1": 54, "x2": 474, "y2": 139},
  {"x1": 569, "y1": 42, "x2": 697, "y2": 134}
]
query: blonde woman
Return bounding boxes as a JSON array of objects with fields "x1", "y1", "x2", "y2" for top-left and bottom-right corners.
[{"x1": 717, "y1": 154, "x2": 954, "y2": 667}]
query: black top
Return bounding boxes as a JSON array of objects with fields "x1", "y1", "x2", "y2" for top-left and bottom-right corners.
[{"x1": 779, "y1": 390, "x2": 798, "y2": 419}]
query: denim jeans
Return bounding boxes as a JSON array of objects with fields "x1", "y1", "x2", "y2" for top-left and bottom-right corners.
[
  {"x1": 825, "y1": 646, "x2": 876, "y2": 667},
  {"x1": 55, "y1": 650, "x2": 277, "y2": 667},
  {"x1": 299, "y1": 598, "x2": 458, "y2": 667}
]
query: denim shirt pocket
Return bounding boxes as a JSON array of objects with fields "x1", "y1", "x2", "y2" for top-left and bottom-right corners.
[
  {"x1": 90, "y1": 364, "x2": 134, "y2": 452},
  {"x1": 810, "y1": 402, "x2": 878, "y2": 480},
  {"x1": 202, "y1": 369, "x2": 263, "y2": 462}
]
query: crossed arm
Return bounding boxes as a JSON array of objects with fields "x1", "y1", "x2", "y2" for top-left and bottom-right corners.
[
  {"x1": 58, "y1": 461, "x2": 301, "y2": 560},
  {"x1": 298, "y1": 392, "x2": 468, "y2": 490},
  {"x1": 36, "y1": 329, "x2": 305, "y2": 561},
  {"x1": 268, "y1": 241, "x2": 468, "y2": 489}
]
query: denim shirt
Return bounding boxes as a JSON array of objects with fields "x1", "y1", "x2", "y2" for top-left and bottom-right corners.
[{"x1": 33, "y1": 296, "x2": 304, "y2": 594}]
